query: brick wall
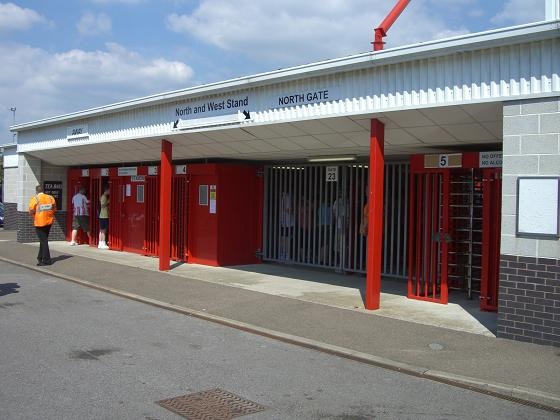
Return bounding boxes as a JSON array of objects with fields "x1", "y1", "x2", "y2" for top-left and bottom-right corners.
[
  {"x1": 3, "y1": 202, "x2": 17, "y2": 230},
  {"x1": 500, "y1": 97, "x2": 560, "y2": 346},
  {"x1": 17, "y1": 211, "x2": 67, "y2": 242},
  {"x1": 498, "y1": 255, "x2": 560, "y2": 347}
]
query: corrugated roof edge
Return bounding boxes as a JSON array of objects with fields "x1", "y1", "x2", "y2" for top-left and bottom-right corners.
[{"x1": 10, "y1": 19, "x2": 560, "y2": 132}]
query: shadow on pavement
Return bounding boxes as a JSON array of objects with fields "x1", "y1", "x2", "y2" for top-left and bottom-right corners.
[
  {"x1": 0, "y1": 283, "x2": 21, "y2": 297},
  {"x1": 50, "y1": 255, "x2": 74, "y2": 263}
]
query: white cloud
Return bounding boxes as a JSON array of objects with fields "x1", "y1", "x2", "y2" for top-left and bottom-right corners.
[
  {"x1": 0, "y1": 42, "x2": 194, "y2": 135},
  {"x1": 491, "y1": 0, "x2": 544, "y2": 25},
  {"x1": 0, "y1": 2, "x2": 45, "y2": 31},
  {"x1": 166, "y1": 0, "x2": 470, "y2": 66},
  {"x1": 77, "y1": 12, "x2": 112, "y2": 36}
]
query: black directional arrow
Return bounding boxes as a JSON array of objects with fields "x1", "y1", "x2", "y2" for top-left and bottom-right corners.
[
  {"x1": 173, "y1": 119, "x2": 179, "y2": 129},
  {"x1": 242, "y1": 110, "x2": 251, "y2": 120}
]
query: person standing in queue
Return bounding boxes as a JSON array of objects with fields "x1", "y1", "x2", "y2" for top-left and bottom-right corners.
[
  {"x1": 28, "y1": 185, "x2": 57, "y2": 266},
  {"x1": 98, "y1": 185, "x2": 110, "y2": 249},
  {"x1": 69, "y1": 187, "x2": 90, "y2": 246}
]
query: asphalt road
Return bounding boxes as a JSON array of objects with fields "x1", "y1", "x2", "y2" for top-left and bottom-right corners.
[{"x1": 0, "y1": 261, "x2": 556, "y2": 420}]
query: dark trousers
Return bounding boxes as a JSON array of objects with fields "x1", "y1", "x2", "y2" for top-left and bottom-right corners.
[{"x1": 36, "y1": 225, "x2": 52, "y2": 263}]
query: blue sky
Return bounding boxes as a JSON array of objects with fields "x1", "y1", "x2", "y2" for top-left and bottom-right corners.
[{"x1": 0, "y1": 0, "x2": 548, "y2": 139}]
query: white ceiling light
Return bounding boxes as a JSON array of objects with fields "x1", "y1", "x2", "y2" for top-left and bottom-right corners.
[{"x1": 307, "y1": 155, "x2": 357, "y2": 162}]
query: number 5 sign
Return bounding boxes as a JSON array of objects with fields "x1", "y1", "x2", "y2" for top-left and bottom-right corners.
[
  {"x1": 439, "y1": 154, "x2": 449, "y2": 168},
  {"x1": 326, "y1": 166, "x2": 338, "y2": 182}
]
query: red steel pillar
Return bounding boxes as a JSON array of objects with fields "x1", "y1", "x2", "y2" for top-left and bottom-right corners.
[
  {"x1": 366, "y1": 119, "x2": 385, "y2": 309},
  {"x1": 159, "y1": 140, "x2": 172, "y2": 271}
]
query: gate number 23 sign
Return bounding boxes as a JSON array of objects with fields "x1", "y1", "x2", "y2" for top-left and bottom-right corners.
[{"x1": 326, "y1": 166, "x2": 338, "y2": 182}]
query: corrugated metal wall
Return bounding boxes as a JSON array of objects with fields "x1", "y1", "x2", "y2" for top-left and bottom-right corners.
[{"x1": 18, "y1": 37, "x2": 560, "y2": 153}]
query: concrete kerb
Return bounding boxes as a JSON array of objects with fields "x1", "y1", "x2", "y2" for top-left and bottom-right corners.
[{"x1": 2, "y1": 254, "x2": 559, "y2": 414}]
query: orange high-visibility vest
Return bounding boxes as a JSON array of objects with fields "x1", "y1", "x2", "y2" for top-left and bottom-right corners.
[{"x1": 28, "y1": 193, "x2": 56, "y2": 227}]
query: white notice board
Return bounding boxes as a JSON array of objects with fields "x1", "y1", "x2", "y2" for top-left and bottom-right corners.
[{"x1": 517, "y1": 177, "x2": 560, "y2": 238}]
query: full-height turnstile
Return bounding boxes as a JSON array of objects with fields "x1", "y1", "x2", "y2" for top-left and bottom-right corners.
[{"x1": 407, "y1": 152, "x2": 502, "y2": 311}]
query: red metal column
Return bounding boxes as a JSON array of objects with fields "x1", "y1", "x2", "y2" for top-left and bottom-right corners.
[
  {"x1": 159, "y1": 140, "x2": 172, "y2": 271},
  {"x1": 366, "y1": 119, "x2": 385, "y2": 310}
]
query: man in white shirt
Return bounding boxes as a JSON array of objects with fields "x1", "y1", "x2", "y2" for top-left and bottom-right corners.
[{"x1": 70, "y1": 187, "x2": 91, "y2": 245}]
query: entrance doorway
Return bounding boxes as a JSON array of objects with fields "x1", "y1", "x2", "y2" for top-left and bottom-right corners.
[
  {"x1": 262, "y1": 162, "x2": 409, "y2": 277},
  {"x1": 407, "y1": 153, "x2": 502, "y2": 311}
]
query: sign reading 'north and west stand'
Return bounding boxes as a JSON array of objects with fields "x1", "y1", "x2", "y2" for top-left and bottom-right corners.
[{"x1": 173, "y1": 89, "x2": 336, "y2": 120}]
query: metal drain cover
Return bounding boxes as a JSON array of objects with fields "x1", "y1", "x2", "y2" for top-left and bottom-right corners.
[{"x1": 157, "y1": 388, "x2": 266, "y2": 419}]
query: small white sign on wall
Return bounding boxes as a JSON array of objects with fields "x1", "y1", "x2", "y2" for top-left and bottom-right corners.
[
  {"x1": 209, "y1": 185, "x2": 217, "y2": 214},
  {"x1": 517, "y1": 177, "x2": 560, "y2": 238},
  {"x1": 67, "y1": 123, "x2": 89, "y2": 140},
  {"x1": 118, "y1": 167, "x2": 137, "y2": 176},
  {"x1": 101, "y1": 168, "x2": 109, "y2": 176},
  {"x1": 480, "y1": 151, "x2": 503, "y2": 168},
  {"x1": 175, "y1": 164, "x2": 187, "y2": 175}
]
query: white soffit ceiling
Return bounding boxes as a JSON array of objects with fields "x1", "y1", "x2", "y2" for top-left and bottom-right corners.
[{"x1": 29, "y1": 103, "x2": 503, "y2": 166}]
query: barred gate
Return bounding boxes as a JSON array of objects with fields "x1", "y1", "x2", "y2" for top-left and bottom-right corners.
[
  {"x1": 263, "y1": 162, "x2": 408, "y2": 277},
  {"x1": 145, "y1": 176, "x2": 159, "y2": 256},
  {"x1": 171, "y1": 176, "x2": 188, "y2": 261}
]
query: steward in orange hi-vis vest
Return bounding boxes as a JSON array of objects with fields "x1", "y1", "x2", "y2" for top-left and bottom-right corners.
[
  {"x1": 29, "y1": 185, "x2": 57, "y2": 266},
  {"x1": 29, "y1": 192, "x2": 57, "y2": 227}
]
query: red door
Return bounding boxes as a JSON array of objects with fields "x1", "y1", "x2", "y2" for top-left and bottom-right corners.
[
  {"x1": 171, "y1": 175, "x2": 189, "y2": 261},
  {"x1": 480, "y1": 168, "x2": 502, "y2": 311},
  {"x1": 108, "y1": 177, "x2": 123, "y2": 251},
  {"x1": 144, "y1": 175, "x2": 160, "y2": 257},
  {"x1": 89, "y1": 177, "x2": 101, "y2": 247},
  {"x1": 122, "y1": 177, "x2": 146, "y2": 253},
  {"x1": 407, "y1": 170, "x2": 450, "y2": 304}
]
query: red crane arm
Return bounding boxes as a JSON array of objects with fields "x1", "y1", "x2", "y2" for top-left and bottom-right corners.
[{"x1": 373, "y1": 0, "x2": 411, "y2": 51}]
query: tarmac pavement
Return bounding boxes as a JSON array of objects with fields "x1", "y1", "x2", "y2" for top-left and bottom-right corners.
[{"x1": 0, "y1": 229, "x2": 559, "y2": 413}]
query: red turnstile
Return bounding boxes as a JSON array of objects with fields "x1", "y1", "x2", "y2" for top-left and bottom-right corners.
[
  {"x1": 108, "y1": 176, "x2": 123, "y2": 251},
  {"x1": 145, "y1": 173, "x2": 160, "y2": 257},
  {"x1": 408, "y1": 152, "x2": 502, "y2": 311},
  {"x1": 143, "y1": 167, "x2": 189, "y2": 261},
  {"x1": 407, "y1": 169, "x2": 450, "y2": 304},
  {"x1": 171, "y1": 172, "x2": 189, "y2": 261},
  {"x1": 89, "y1": 175, "x2": 102, "y2": 247}
]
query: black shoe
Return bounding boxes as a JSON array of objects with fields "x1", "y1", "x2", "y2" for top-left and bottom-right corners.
[
  {"x1": 37, "y1": 261, "x2": 45, "y2": 266},
  {"x1": 42, "y1": 260, "x2": 52, "y2": 266}
]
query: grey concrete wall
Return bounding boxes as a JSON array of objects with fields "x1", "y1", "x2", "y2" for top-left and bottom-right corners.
[
  {"x1": 499, "y1": 96, "x2": 560, "y2": 346},
  {"x1": 15, "y1": 154, "x2": 68, "y2": 241},
  {"x1": 17, "y1": 154, "x2": 41, "y2": 212}
]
